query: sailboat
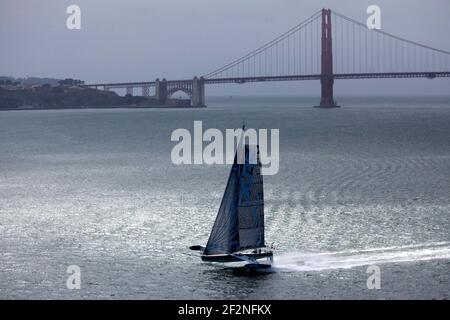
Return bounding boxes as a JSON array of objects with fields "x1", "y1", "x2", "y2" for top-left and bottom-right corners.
[{"x1": 190, "y1": 131, "x2": 273, "y2": 270}]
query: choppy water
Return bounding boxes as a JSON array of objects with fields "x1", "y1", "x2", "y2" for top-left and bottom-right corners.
[{"x1": 1, "y1": 95, "x2": 450, "y2": 299}]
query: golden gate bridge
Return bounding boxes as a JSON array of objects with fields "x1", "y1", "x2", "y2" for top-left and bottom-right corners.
[{"x1": 85, "y1": 8, "x2": 450, "y2": 108}]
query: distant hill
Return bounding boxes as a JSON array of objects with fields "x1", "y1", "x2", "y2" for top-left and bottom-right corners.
[
  {"x1": 0, "y1": 76, "x2": 180, "y2": 110},
  {"x1": 0, "y1": 86, "x2": 151, "y2": 110},
  {"x1": 0, "y1": 76, "x2": 62, "y2": 86},
  {"x1": 20, "y1": 77, "x2": 62, "y2": 86}
]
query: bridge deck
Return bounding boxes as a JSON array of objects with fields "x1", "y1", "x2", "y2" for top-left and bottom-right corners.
[{"x1": 85, "y1": 72, "x2": 450, "y2": 88}]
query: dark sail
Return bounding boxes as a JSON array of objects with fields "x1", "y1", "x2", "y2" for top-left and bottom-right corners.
[
  {"x1": 203, "y1": 156, "x2": 240, "y2": 255},
  {"x1": 204, "y1": 144, "x2": 265, "y2": 255},
  {"x1": 236, "y1": 145, "x2": 265, "y2": 250}
]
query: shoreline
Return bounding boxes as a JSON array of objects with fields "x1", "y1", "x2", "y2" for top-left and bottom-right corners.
[{"x1": 0, "y1": 105, "x2": 207, "y2": 111}]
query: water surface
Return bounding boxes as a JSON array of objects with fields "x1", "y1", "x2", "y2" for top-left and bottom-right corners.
[{"x1": 1, "y1": 95, "x2": 449, "y2": 299}]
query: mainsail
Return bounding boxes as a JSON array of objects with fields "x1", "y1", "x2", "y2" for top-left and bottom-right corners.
[
  {"x1": 203, "y1": 144, "x2": 265, "y2": 255},
  {"x1": 236, "y1": 144, "x2": 265, "y2": 250}
]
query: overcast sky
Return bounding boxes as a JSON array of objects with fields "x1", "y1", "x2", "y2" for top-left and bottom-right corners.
[{"x1": 1, "y1": 0, "x2": 450, "y2": 96}]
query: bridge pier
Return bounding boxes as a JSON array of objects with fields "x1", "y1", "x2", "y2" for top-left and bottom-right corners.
[
  {"x1": 192, "y1": 76, "x2": 206, "y2": 107},
  {"x1": 155, "y1": 78, "x2": 167, "y2": 105},
  {"x1": 142, "y1": 86, "x2": 150, "y2": 97},
  {"x1": 318, "y1": 75, "x2": 339, "y2": 108},
  {"x1": 315, "y1": 8, "x2": 339, "y2": 108},
  {"x1": 126, "y1": 86, "x2": 133, "y2": 96}
]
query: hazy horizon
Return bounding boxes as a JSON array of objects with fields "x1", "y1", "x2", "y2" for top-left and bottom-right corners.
[{"x1": 2, "y1": 0, "x2": 450, "y2": 96}]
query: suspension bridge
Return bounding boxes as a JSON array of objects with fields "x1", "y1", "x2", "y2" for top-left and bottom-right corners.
[{"x1": 85, "y1": 8, "x2": 450, "y2": 108}]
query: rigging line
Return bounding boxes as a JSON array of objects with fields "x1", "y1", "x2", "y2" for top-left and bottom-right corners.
[
  {"x1": 310, "y1": 20, "x2": 312, "y2": 74},
  {"x1": 298, "y1": 24, "x2": 301, "y2": 74},
  {"x1": 312, "y1": 18, "x2": 313, "y2": 74},
  {"x1": 341, "y1": 15, "x2": 343, "y2": 73},
  {"x1": 203, "y1": 10, "x2": 322, "y2": 78},
  {"x1": 282, "y1": 37, "x2": 285, "y2": 75},
  {"x1": 382, "y1": 33, "x2": 385, "y2": 72}
]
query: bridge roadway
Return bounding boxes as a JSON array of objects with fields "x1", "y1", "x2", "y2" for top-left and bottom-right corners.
[
  {"x1": 83, "y1": 71, "x2": 450, "y2": 108},
  {"x1": 85, "y1": 71, "x2": 450, "y2": 88}
]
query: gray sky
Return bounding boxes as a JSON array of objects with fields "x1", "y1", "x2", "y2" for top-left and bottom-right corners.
[{"x1": 1, "y1": 0, "x2": 450, "y2": 96}]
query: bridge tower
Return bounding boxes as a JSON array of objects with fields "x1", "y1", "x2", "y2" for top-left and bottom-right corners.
[
  {"x1": 315, "y1": 8, "x2": 339, "y2": 108},
  {"x1": 192, "y1": 76, "x2": 206, "y2": 107},
  {"x1": 155, "y1": 78, "x2": 167, "y2": 105}
]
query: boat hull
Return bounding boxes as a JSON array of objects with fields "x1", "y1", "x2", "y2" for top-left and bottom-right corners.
[{"x1": 201, "y1": 251, "x2": 273, "y2": 263}]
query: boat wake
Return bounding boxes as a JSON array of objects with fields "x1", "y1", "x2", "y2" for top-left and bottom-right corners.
[{"x1": 273, "y1": 242, "x2": 450, "y2": 272}]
